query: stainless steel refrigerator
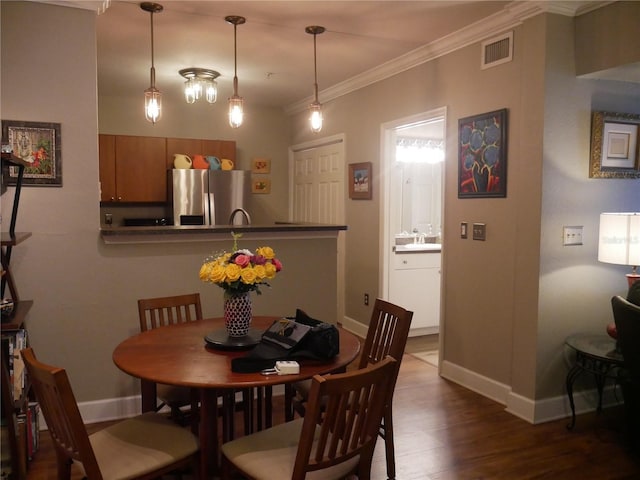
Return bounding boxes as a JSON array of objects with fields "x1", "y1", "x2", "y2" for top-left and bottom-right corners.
[{"x1": 170, "y1": 169, "x2": 251, "y2": 226}]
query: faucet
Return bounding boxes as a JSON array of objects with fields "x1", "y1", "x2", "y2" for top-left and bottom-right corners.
[{"x1": 229, "y1": 208, "x2": 251, "y2": 225}]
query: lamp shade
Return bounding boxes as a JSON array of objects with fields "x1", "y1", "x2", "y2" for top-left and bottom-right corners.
[{"x1": 598, "y1": 212, "x2": 640, "y2": 267}]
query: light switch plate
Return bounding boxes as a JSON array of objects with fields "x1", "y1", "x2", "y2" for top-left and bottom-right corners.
[
  {"x1": 461, "y1": 222, "x2": 468, "y2": 239},
  {"x1": 563, "y1": 226, "x2": 583, "y2": 246},
  {"x1": 473, "y1": 223, "x2": 486, "y2": 241}
]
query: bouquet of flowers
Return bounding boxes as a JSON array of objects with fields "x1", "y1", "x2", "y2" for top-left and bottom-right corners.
[{"x1": 199, "y1": 233, "x2": 283, "y2": 296}]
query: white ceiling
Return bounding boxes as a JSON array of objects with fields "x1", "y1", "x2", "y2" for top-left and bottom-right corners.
[{"x1": 48, "y1": 0, "x2": 637, "y2": 111}]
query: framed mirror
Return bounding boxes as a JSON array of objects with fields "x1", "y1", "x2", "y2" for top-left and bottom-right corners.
[{"x1": 589, "y1": 111, "x2": 640, "y2": 179}]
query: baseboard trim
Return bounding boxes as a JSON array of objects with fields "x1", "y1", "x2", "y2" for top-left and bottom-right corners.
[{"x1": 441, "y1": 359, "x2": 623, "y2": 424}]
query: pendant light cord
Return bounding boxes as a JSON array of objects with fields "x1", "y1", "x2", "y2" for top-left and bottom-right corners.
[
  {"x1": 313, "y1": 32, "x2": 318, "y2": 101},
  {"x1": 149, "y1": 10, "x2": 156, "y2": 87},
  {"x1": 233, "y1": 23, "x2": 238, "y2": 95}
]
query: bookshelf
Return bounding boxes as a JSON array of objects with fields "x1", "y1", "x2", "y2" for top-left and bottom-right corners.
[{"x1": 1, "y1": 151, "x2": 37, "y2": 478}]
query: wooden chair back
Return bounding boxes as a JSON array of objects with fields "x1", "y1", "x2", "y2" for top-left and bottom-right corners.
[
  {"x1": 360, "y1": 298, "x2": 413, "y2": 372},
  {"x1": 138, "y1": 293, "x2": 202, "y2": 332},
  {"x1": 293, "y1": 357, "x2": 397, "y2": 479},
  {"x1": 21, "y1": 347, "x2": 104, "y2": 479}
]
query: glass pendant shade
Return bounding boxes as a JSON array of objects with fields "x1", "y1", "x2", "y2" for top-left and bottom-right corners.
[
  {"x1": 229, "y1": 95, "x2": 244, "y2": 129},
  {"x1": 144, "y1": 86, "x2": 161, "y2": 124},
  {"x1": 184, "y1": 79, "x2": 196, "y2": 104},
  {"x1": 309, "y1": 101, "x2": 323, "y2": 133},
  {"x1": 205, "y1": 79, "x2": 217, "y2": 103}
]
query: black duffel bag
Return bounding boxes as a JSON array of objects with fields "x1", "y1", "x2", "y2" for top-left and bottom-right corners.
[{"x1": 231, "y1": 309, "x2": 340, "y2": 373}]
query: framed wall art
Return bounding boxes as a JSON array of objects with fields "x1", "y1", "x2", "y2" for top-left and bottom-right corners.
[
  {"x1": 1, "y1": 120, "x2": 62, "y2": 186},
  {"x1": 458, "y1": 108, "x2": 507, "y2": 198},
  {"x1": 589, "y1": 111, "x2": 640, "y2": 179},
  {"x1": 251, "y1": 177, "x2": 271, "y2": 194},
  {"x1": 348, "y1": 162, "x2": 372, "y2": 200},
  {"x1": 251, "y1": 157, "x2": 271, "y2": 174}
]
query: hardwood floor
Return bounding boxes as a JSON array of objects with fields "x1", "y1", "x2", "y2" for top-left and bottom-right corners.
[{"x1": 26, "y1": 354, "x2": 640, "y2": 479}]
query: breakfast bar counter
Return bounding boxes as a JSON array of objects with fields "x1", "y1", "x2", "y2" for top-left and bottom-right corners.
[{"x1": 100, "y1": 222, "x2": 347, "y2": 244}]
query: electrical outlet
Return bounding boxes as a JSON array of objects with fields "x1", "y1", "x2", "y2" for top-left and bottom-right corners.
[
  {"x1": 563, "y1": 226, "x2": 583, "y2": 246},
  {"x1": 104, "y1": 213, "x2": 113, "y2": 225},
  {"x1": 364, "y1": 293, "x2": 369, "y2": 306}
]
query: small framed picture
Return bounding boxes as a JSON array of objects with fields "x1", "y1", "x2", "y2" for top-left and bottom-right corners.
[
  {"x1": 348, "y1": 162, "x2": 372, "y2": 200},
  {"x1": 252, "y1": 177, "x2": 271, "y2": 194},
  {"x1": 589, "y1": 111, "x2": 640, "y2": 178},
  {"x1": 252, "y1": 157, "x2": 271, "y2": 174}
]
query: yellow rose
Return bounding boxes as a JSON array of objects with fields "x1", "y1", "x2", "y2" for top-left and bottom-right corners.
[
  {"x1": 264, "y1": 262, "x2": 276, "y2": 279},
  {"x1": 225, "y1": 263, "x2": 241, "y2": 282},
  {"x1": 256, "y1": 246, "x2": 275, "y2": 260},
  {"x1": 240, "y1": 267, "x2": 258, "y2": 285},
  {"x1": 208, "y1": 263, "x2": 227, "y2": 283},
  {"x1": 199, "y1": 263, "x2": 213, "y2": 282},
  {"x1": 253, "y1": 264, "x2": 266, "y2": 280}
]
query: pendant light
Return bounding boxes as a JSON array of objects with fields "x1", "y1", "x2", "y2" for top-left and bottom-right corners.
[
  {"x1": 141, "y1": 2, "x2": 163, "y2": 124},
  {"x1": 306, "y1": 25, "x2": 325, "y2": 133},
  {"x1": 226, "y1": 15, "x2": 246, "y2": 129}
]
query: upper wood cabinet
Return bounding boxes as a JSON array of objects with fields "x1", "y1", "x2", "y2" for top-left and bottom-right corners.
[
  {"x1": 100, "y1": 135, "x2": 236, "y2": 204},
  {"x1": 99, "y1": 134, "x2": 166, "y2": 203},
  {"x1": 165, "y1": 138, "x2": 236, "y2": 170}
]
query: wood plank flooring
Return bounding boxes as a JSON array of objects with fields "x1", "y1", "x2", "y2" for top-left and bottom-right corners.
[{"x1": 25, "y1": 353, "x2": 640, "y2": 479}]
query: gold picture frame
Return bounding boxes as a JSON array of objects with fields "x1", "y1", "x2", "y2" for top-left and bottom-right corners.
[
  {"x1": 252, "y1": 178, "x2": 271, "y2": 194},
  {"x1": 589, "y1": 111, "x2": 640, "y2": 179},
  {"x1": 251, "y1": 157, "x2": 270, "y2": 174}
]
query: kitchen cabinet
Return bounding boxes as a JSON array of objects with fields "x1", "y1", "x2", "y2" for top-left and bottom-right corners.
[
  {"x1": 99, "y1": 135, "x2": 166, "y2": 203},
  {"x1": 165, "y1": 138, "x2": 236, "y2": 170},
  {"x1": 389, "y1": 251, "x2": 441, "y2": 334},
  {"x1": 99, "y1": 135, "x2": 236, "y2": 204}
]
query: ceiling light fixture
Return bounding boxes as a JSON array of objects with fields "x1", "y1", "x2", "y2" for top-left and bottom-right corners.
[
  {"x1": 226, "y1": 15, "x2": 246, "y2": 129},
  {"x1": 141, "y1": 2, "x2": 163, "y2": 124},
  {"x1": 306, "y1": 25, "x2": 325, "y2": 133},
  {"x1": 179, "y1": 68, "x2": 220, "y2": 104}
]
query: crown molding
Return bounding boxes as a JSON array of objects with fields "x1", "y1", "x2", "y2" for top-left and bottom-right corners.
[
  {"x1": 29, "y1": 0, "x2": 111, "y2": 14},
  {"x1": 284, "y1": 0, "x2": 611, "y2": 115}
]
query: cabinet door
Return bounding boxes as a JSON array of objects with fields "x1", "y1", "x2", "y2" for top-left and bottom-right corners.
[
  {"x1": 202, "y1": 140, "x2": 236, "y2": 162},
  {"x1": 115, "y1": 136, "x2": 167, "y2": 202},
  {"x1": 98, "y1": 134, "x2": 116, "y2": 202},
  {"x1": 166, "y1": 138, "x2": 202, "y2": 170},
  {"x1": 389, "y1": 253, "x2": 441, "y2": 330}
]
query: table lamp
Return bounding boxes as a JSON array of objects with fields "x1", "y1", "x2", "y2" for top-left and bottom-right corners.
[{"x1": 598, "y1": 212, "x2": 640, "y2": 288}]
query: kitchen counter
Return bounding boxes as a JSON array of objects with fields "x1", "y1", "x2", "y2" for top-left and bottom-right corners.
[
  {"x1": 394, "y1": 244, "x2": 441, "y2": 253},
  {"x1": 100, "y1": 222, "x2": 347, "y2": 244}
]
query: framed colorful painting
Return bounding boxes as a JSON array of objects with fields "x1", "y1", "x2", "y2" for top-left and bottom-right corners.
[
  {"x1": 458, "y1": 109, "x2": 507, "y2": 198},
  {"x1": 348, "y1": 162, "x2": 372, "y2": 200},
  {"x1": 2, "y1": 120, "x2": 62, "y2": 186}
]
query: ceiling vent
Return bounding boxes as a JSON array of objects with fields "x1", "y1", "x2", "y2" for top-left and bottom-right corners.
[{"x1": 481, "y1": 31, "x2": 513, "y2": 70}]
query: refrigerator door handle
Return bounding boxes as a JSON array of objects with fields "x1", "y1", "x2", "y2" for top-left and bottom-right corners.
[{"x1": 204, "y1": 192, "x2": 215, "y2": 226}]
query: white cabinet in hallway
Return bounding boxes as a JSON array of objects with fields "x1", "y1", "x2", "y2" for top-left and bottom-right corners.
[{"x1": 389, "y1": 251, "x2": 441, "y2": 335}]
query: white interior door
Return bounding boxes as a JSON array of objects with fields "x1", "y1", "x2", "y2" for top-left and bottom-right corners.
[{"x1": 290, "y1": 135, "x2": 346, "y2": 323}]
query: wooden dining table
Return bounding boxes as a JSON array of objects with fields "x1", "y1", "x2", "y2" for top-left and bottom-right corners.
[{"x1": 112, "y1": 316, "x2": 361, "y2": 479}]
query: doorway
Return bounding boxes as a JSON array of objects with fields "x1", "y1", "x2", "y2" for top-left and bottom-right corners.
[
  {"x1": 289, "y1": 134, "x2": 346, "y2": 323},
  {"x1": 380, "y1": 107, "x2": 446, "y2": 344}
]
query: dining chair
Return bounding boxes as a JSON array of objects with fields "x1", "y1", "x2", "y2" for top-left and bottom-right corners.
[
  {"x1": 612, "y1": 295, "x2": 640, "y2": 453},
  {"x1": 221, "y1": 356, "x2": 397, "y2": 480},
  {"x1": 21, "y1": 347, "x2": 200, "y2": 480},
  {"x1": 137, "y1": 293, "x2": 203, "y2": 422},
  {"x1": 285, "y1": 298, "x2": 413, "y2": 480}
]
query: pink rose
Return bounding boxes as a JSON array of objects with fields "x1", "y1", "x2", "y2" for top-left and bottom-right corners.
[
  {"x1": 272, "y1": 258, "x2": 282, "y2": 272},
  {"x1": 252, "y1": 255, "x2": 267, "y2": 266},
  {"x1": 234, "y1": 254, "x2": 250, "y2": 267}
]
